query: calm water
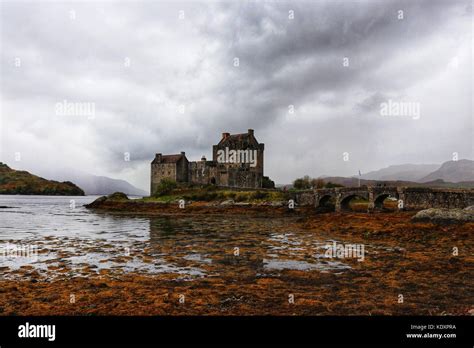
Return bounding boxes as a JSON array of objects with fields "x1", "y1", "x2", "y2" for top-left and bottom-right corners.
[{"x1": 0, "y1": 195, "x2": 352, "y2": 280}]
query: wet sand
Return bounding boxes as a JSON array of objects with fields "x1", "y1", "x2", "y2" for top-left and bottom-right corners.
[{"x1": 0, "y1": 206, "x2": 472, "y2": 316}]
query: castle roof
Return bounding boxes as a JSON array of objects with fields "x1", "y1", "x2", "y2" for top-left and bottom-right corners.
[
  {"x1": 151, "y1": 153, "x2": 186, "y2": 164},
  {"x1": 218, "y1": 129, "x2": 258, "y2": 146},
  {"x1": 226, "y1": 133, "x2": 250, "y2": 141}
]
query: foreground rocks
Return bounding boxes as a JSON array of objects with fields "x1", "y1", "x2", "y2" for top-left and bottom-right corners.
[
  {"x1": 0, "y1": 211, "x2": 472, "y2": 315},
  {"x1": 411, "y1": 206, "x2": 474, "y2": 224},
  {"x1": 85, "y1": 192, "x2": 299, "y2": 216}
]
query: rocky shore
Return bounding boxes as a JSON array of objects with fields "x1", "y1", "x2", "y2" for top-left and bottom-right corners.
[
  {"x1": 0, "y1": 192, "x2": 472, "y2": 316},
  {"x1": 84, "y1": 191, "x2": 301, "y2": 216},
  {"x1": 412, "y1": 207, "x2": 474, "y2": 224}
]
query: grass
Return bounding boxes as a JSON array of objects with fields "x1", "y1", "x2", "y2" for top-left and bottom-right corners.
[
  {"x1": 142, "y1": 187, "x2": 289, "y2": 203},
  {"x1": 0, "y1": 162, "x2": 84, "y2": 196}
]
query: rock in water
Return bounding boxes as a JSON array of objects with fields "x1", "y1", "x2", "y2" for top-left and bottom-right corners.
[
  {"x1": 107, "y1": 192, "x2": 129, "y2": 201},
  {"x1": 84, "y1": 192, "x2": 129, "y2": 209},
  {"x1": 411, "y1": 207, "x2": 474, "y2": 224}
]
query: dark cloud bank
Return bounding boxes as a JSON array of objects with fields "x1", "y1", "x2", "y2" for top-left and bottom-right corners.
[{"x1": 0, "y1": 0, "x2": 472, "y2": 190}]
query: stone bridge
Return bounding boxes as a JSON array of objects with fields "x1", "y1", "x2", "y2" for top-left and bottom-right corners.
[{"x1": 293, "y1": 186, "x2": 474, "y2": 212}]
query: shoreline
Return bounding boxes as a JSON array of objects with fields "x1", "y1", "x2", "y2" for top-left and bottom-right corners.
[
  {"x1": 85, "y1": 200, "x2": 309, "y2": 217},
  {"x1": 83, "y1": 190, "x2": 388, "y2": 216},
  {"x1": 0, "y1": 209, "x2": 472, "y2": 316}
]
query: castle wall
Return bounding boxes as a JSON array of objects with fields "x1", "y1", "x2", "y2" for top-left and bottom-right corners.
[
  {"x1": 212, "y1": 134, "x2": 264, "y2": 188},
  {"x1": 217, "y1": 166, "x2": 261, "y2": 188},
  {"x1": 151, "y1": 163, "x2": 177, "y2": 194},
  {"x1": 151, "y1": 130, "x2": 265, "y2": 191},
  {"x1": 150, "y1": 157, "x2": 188, "y2": 195},
  {"x1": 176, "y1": 158, "x2": 189, "y2": 182},
  {"x1": 189, "y1": 161, "x2": 217, "y2": 185}
]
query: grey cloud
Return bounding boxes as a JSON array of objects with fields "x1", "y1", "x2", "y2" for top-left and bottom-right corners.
[{"x1": 0, "y1": 0, "x2": 471, "y2": 189}]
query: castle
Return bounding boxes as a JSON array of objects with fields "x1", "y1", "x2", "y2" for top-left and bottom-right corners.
[{"x1": 151, "y1": 129, "x2": 266, "y2": 195}]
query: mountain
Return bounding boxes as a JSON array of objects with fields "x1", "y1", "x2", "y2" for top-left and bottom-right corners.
[
  {"x1": 420, "y1": 159, "x2": 474, "y2": 183},
  {"x1": 68, "y1": 173, "x2": 148, "y2": 196},
  {"x1": 317, "y1": 176, "x2": 474, "y2": 188},
  {"x1": 35, "y1": 169, "x2": 148, "y2": 196},
  {"x1": 0, "y1": 163, "x2": 84, "y2": 195},
  {"x1": 318, "y1": 176, "x2": 414, "y2": 187},
  {"x1": 281, "y1": 160, "x2": 474, "y2": 189},
  {"x1": 361, "y1": 164, "x2": 440, "y2": 182}
]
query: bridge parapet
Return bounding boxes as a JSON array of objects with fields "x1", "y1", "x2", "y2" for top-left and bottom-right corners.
[
  {"x1": 311, "y1": 186, "x2": 474, "y2": 212},
  {"x1": 314, "y1": 187, "x2": 372, "y2": 212},
  {"x1": 402, "y1": 187, "x2": 474, "y2": 210}
]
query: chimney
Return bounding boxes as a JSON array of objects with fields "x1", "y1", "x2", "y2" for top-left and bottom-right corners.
[
  {"x1": 156, "y1": 153, "x2": 162, "y2": 162},
  {"x1": 180, "y1": 151, "x2": 185, "y2": 156},
  {"x1": 248, "y1": 129, "x2": 254, "y2": 136},
  {"x1": 201, "y1": 155, "x2": 206, "y2": 161},
  {"x1": 222, "y1": 132, "x2": 230, "y2": 140}
]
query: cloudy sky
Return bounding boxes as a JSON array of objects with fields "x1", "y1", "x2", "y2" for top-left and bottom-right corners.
[{"x1": 0, "y1": 0, "x2": 472, "y2": 190}]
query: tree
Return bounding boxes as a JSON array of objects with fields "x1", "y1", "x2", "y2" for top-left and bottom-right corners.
[
  {"x1": 262, "y1": 176, "x2": 275, "y2": 189},
  {"x1": 324, "y1": 181, "x2": 343, "y2": 188},
  {"x1": 293, "y1": 176, "x2": 312, "y2": 190},
  {"x1": 311, "y1": 178, "x2": 325, "y2": 189},
  {"x1": 154, "y1": 179, "x2": 177, "y2": 196}
]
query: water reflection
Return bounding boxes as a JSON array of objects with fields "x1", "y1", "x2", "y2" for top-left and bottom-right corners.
[{"x1": 0, "y1": 196, "x2": 354, "y2": 281}]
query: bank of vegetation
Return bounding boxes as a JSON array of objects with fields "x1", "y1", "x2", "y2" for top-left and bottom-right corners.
[{"x1": 0, "y1": 163, "x2": 84, "y2": 196}]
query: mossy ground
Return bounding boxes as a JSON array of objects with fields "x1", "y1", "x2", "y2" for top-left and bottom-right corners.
[
  {"x1": 142, "y1": 187, "x2": 289, "y2": 204},
  {"x1": 0, "y1": 209, "x2": 472, "y2": 316}
]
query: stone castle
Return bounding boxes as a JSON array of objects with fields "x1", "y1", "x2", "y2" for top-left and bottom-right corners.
[{"x1": 151, "y1": 129, "x2": 266, "y2": 195}]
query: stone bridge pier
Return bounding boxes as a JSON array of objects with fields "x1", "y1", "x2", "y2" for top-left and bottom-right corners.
[
  {"x1": 314, "y1": 187, "x2": 400, "y2": 213},
  {"x1": 312, "y1": 186, "x2": 474, "y2": 212}
]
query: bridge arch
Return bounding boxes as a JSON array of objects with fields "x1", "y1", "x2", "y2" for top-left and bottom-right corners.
[
  {"x1": 340, "y1": 193, "x2": 368, "y2": 212},
  {"x1": 374, "y1": 194, "x2": 390, "y2": 209},
  {"x1": 373, "y1": 190, "x2": 399, "y2": 210},
  {"x1": 316, "y1": 194, "x2": 336, "y2": 212},
  {"x1": 313, "y1": 186, "x2": 473, "y2": 212}
]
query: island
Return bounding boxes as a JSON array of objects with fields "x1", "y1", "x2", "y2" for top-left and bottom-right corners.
[{"x1": 0, "y1": 162, "x2": 84, "y2": 196}]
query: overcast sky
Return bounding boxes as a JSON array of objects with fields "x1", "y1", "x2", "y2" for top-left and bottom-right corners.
[{"x1": 0, "y1": 0, "x2": 472, "y2": 190}]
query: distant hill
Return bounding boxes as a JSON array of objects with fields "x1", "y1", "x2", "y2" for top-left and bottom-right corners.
[
  {"x1": 35, "y1": 169, "x2": 148, "y2": 196},
  {"x1": 361, "y1": 163, "x2": 440, "y2": 182},
  {"x1": 66, "y1": 173, "x2": 148, "y2": 196},
  {"x1": 420, "y1": 159, "x2": 474, "y2": 183},
  {"x1": 0, "y1": 163, "x2": 84, "y2": 195},
  {"x1": 277, "y1": 160, "x2": 474, "y2": 190},
  {"x1": 321, "y1": 176, "x2": 474, "y2": 189},
  {"x1": 319, "y1": 176, "x2": 415, "y2": 187}
]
